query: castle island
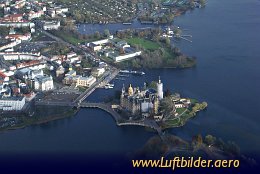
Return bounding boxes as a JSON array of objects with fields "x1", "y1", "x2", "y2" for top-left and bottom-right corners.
[{"x1": 117, "y1": 77, "x2": 207, "y2": 130}]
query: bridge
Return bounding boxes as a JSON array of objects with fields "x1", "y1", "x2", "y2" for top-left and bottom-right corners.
[
  {"x1": 80, "y1": 102, "x2": 163, "y2": 136},
  {"x1": 35, "y1": 100, "x2": 163, "y2": 135},
  {"x1": 79, "y1": 102, "x2": 122, "y2": 123}
]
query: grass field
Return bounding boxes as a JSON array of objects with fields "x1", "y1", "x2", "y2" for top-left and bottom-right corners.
[
  {"x1": 126, "y1": 37, "x2": 160, "y2": 51},
  {"x1": 176, "y1": 108, "x2": 187, "y2": 114},
  {"x1": 52, "y1": 31, "x2": 85, "y2": 45}
]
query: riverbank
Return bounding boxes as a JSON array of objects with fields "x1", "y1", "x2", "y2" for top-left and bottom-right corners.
[
  {"x1": 54, "y1": 0, "x2": 206, "y2": 24},
  {"x1": 160, "y1": 98, "x2": 208, "y2": 130},
  {"x1": 0, "y1": 105, "x2": 78, "y2": 132},
  {"x1": 135, "y1": 133, "x2": 254, "y2": 165},
  {"x1": 119, "y1": 36, "x2": 196, "y2": 69}
]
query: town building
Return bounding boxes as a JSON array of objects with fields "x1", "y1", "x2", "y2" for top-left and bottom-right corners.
[
  {"x1": 33, "y1": 75, "x2": 54, "y2": 91},
  {"x1": 0, "y1": 72, "x2": 9, "y2": 84},
  {"x1": 86, "y1": 37, "x2": 142, "y2": 62},
  {"x1": 0, "y1": 96, "x2": 25, "y2": 111},
  {"x1": 28, "y1": 10, "x2": 44, "y2": 20},
  {"x1": 16, "y1": 69, "x2": 54, "y2": 91},
  {"x1": 56, "y1": 66, "x2": 65, "y2": 77},
  {"x1": 76, "y1": 76, "x2": 96, "y2": 87},
  {"x1": 5, "y1": 33, "x2": 31, "y2": 41},
  {"x1": 39, "y1": 20, "x2": 60, "y2": 30},
  {"x1": 91, "y1": 67, "x2": 105, "y2": 77},
  {"x1": 1, "y1": 52, "x2": 41, "y2": 61},
  {"x1": 65, "y1": 70, "x2": 76, "y2": 77}
]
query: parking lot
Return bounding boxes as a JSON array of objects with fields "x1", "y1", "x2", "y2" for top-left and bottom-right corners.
[
  {"x1": 42, "y1": 86, "x2": 81, "y2": 102},
  {"x1": 14, "y1": 42, "x2": 47, "y2": 52}
]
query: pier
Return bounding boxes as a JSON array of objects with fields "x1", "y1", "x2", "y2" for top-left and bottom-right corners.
[{"x1": 179, "y1": 36, "x2": 192, "y2": 43}]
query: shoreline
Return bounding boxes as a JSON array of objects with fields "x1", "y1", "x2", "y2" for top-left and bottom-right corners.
[{"x1": 0, "y1": 107, "x2": 79, "y2": 133}]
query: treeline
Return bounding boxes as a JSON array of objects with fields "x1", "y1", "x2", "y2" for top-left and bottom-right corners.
[
  {"x1": 116, "y1": 28, "x2": 196, "y2": 69},
  {"x1": 192, "y1": 134, "x2": 241, "y2": 156}
]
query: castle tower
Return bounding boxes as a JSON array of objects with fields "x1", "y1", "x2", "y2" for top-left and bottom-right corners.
[
  {"x1": 154, "y1": 95, "x2": 159, "y2": 115},
  {"x1": 128, "y1": 84, "x2": 134, "y2": 96},
  {"x1": 157, "y1": 76, "x2": 163, "y2": 100},
  {"x1": 120, "y1": 84, "x2": 125, "y2": 106},
  {"x1": 121, "y1": 84, "x2": 125, "y2": 94}
]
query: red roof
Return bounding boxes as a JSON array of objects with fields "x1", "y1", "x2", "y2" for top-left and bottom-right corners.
[
  {"x1": 9, "y1": 14, "x2": 23, "y2": 18},
  {"x1": 0, "y1": 72, "x2": 7, "y2": 78}
]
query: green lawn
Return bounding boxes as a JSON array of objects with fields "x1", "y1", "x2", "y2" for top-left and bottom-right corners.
[
  {"x1": 126, "y1": 37, "x2": 160, "y2": 51},
  {"x1": 176, "y1": 108, "x2": 186, "y2": 114},
  {"x1": 164, "y1": 118, "x2": 180, "y2": 127},
  {"x1": 163, "y1": 47, "x2": 174, "y2": 59},
  {"x1": 52, "y1": 31, "x2": 85, "y2": 45},
  {"x1": 59, "y1": 33, "x2": 84, "y2": 45},
  {"x1": 179, "y1": 112, "x2": 193, "y2": 121},
  {"x1": 190, "y1": 98, "x2": 198, "y2": 105}
]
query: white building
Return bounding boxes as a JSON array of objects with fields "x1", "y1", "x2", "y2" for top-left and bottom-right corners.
[
  {"x1": 0, "y1": 40, "x2": 21, "y2": 51},
  {"x1": 175, "y1": 103, "x2": 185, "y2": 108},
  {"x1": 28, "y1": 10, "x2": 44, "y2": 20},
  {"x1": 0, "y1": 96, "x2": 25, "y2": 111},
  {"x1": 1, "y1": 52, "x2": 41, "y2": 61},
  {"x1": 91, "y1": 67, "x2": 105, "y2": 77},
  {"x1": 40, "y1": 21, "x2": 60, "y2": 30},
  {"x1": 109, "y1": 51, "x2": 142, "y2": 62},
  {"x1": 0, "y1": 22, "x2": 35, "y2": 28},
  {"x1": 76, "y1": 76, "x2": 96, "y2": 87},
  {"x1": 34, "y1": 75, "x2": 54, "y2": 91}
]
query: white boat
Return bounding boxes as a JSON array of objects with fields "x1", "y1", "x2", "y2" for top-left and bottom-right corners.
[
  {"x1": 105, "y1": 83, "x2": 114, "y2": 89},
  {"x1": 119, "y1": 70, "x2": 130, "y2": 73}
]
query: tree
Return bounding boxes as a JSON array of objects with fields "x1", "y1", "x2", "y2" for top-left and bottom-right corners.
[
  {"x1": 165, "y1": 37, "x2": 171, "y2": 47},
  {"x1": 148, "y1": 81, "x2": 157, "y2": 89},
  {"x1": 0, "y1": 27, "x2": 9, "y2": 36},
  {"x1": 94, "y1": 31, "x2": 101, "y2": 39},
  {"x1": 160, "y1": 97, "x2": 175, "y2": 118},
  {"x1": 226, "y1": 141, "x2": 240, "y2": 156},
  {"x1": 197, "y1": 134, "x2": 203, "y2": 145},
  {"x1": 164, "y1": 89, "x2": 172, "y2": 97},
  {"x1": 192, "y1": 134, "x2": 203, "y2": 147},
  {"x1": 104, "y1": 29, "x2": 110, "y2": 37},
  {"x1": 200, "y1": 0, "x2": 206, "y2": 6},
  {"x1": 205, "y1": 135, "x2": 216, "y2": 145}
]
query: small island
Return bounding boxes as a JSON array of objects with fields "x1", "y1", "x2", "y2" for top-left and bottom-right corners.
[
  {"x1": 135, "y1": 133, "x2": 254, "y2": 166},
  {"x1": 113, "y1": 77, "x2": 207, "y2": 131}
]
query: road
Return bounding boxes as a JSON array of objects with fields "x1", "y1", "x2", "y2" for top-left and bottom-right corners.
[{"x1": 39, "y1": 29, "x2": 81, "y2": 52}]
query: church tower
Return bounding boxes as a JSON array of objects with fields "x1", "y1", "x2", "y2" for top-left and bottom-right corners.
[{"x1": 157, "y1": 76, "x2": 163, "y2": 100}]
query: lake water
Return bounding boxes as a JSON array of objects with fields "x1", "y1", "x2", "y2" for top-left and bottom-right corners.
[{"x1": 0, "y1": 0, "x2": 259, "y2": 166}]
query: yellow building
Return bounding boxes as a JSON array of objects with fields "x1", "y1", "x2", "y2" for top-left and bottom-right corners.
[{"x1": 76, "y1": 76, "x2": 96, "y2": 87}]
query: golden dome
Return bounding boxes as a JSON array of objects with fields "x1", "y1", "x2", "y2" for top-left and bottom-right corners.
[{"x1": 128, "y1": 84, "x2": 134, "y2": 96}]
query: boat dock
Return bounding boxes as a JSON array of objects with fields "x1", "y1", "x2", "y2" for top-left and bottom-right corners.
[{"x1": 119, "y1": 70, "x2": 145, "y2": 75}]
